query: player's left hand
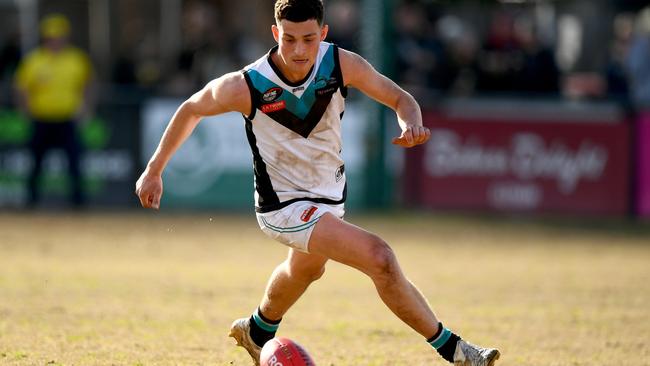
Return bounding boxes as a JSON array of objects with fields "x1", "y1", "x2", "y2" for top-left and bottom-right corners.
[{"x1": 392, "y1": 125, "x2": 430, "y2": 148}]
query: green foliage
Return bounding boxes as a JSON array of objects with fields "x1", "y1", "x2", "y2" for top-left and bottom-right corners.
[
  {"x1": 0, "y1": 109, "x2": 110, "y2": 149},
  {"x1": 0, "y1": 110, "x2": 30, "y2": 145},
  {"x1": 80, "y1": 117, "x2": 110, "y2": 150}
]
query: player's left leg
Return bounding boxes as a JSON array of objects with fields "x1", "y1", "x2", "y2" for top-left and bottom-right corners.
[
  {"x1": 308, "y1": 213, "x2": 440, "y2": 338},
  {"x1": 308, "y1": 213, "x2": 500, "y2": 366}
]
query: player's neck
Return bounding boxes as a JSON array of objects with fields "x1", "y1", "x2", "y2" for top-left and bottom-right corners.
[{"x1": 270, "y1": 52, "x2": 312, "y2": 84}]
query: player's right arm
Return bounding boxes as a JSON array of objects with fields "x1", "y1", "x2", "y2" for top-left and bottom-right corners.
[{"x1": 135, "y1": 72, "x2": 251, "y2": 209}]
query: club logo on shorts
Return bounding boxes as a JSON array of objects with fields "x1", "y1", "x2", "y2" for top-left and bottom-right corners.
[
  {"x1": 261, "y1": 100, "x2": 286, "y2": 113},
  {"x1": 335, "y1": 164, "x2": 345, "y2": 182},
  {"x1": 262, "y1": 87, "x2": 283, "y2": 102},
  {"x1": 300, "y1": 206, "x2": 318, "y2": 222}
]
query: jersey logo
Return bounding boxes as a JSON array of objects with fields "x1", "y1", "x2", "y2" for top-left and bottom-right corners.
[
  {"x1": 261, "y1": 100, "x2": 286, "y2": 113},
  {"x1": 300, "y1": 206, "x2": 318, "y2": 222},
  {"x1": 315, "y1": 76, "x2": 339, "y2": 96},
  {"x1": 262, "y1": 87, "x2": 283, "y2": 102}
]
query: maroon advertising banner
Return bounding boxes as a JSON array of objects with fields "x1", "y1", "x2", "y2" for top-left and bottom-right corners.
[
  {"x1": 412, "y1": 112, "x2": 631, "y2": 215},
  {"x1": 637, "y1": 110, "x2": 650, "y2": 218}
]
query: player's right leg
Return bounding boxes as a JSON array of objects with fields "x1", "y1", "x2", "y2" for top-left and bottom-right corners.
[
  {"x1": 308, "y1": 213, "x2": 500, "y2": 366},
  {"x1": 230, "y1": 249, "x2": 328, "y2": 365},
  {"x1": 259, "y1": 248, "x2": 328, "y2": 320}
]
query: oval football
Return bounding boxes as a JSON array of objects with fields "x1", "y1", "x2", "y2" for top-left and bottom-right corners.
[{"x1": 260, "y1": 337, "x2": 316, "y2": 366}]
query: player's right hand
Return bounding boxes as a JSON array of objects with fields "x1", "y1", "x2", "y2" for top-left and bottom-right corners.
[{"x1": 135, "y1": 171, "x2": 163, "y2": 210}]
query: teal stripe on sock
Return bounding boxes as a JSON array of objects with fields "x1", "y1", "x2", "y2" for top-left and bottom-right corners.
[
  {"x1": 430, "y1": 328, "x2": 452, "y2": 349},
  {"x1": 253, "y1": 312, "x2": 279, "y2": 332}
]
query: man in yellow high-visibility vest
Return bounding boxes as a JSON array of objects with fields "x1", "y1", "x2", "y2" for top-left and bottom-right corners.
[{"x1": 14, "y1": 14, "x2": 94, "y2": 208}]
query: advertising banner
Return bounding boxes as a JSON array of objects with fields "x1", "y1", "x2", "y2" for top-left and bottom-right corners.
[
  {"x1": 412, "y1": 111, "x2": 631, "y2": 215},
  {"x1": 637, "y1": 111, "x2": 650, "y2": 218},
  {"x1": 0, "y1": 107, "x2": 137, "y2": 208}
]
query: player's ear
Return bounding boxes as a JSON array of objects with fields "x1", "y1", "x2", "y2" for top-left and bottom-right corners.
[
  {"x1": 320, "y1": 24, "x2": 328, "y2": 41},
  {"x1": 272, "y1": 24, "x2": 280, "y2": 43}
]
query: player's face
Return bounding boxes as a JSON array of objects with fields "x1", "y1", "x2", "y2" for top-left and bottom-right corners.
[{"x1": 272, "y1": 19, "x2": 328, "y2": 80}]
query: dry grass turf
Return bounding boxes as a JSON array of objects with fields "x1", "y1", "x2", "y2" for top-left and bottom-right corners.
[{"x1": 0, "y1": 211, "x2": 649, "y2": 365}]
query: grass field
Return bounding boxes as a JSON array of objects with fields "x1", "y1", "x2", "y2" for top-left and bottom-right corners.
[{"x1": 0, "y1": 211, "x2": 648, "y2": 366}]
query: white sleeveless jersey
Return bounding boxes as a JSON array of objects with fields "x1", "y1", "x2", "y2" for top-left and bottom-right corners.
[{"x1": 242, "y1": 42, "x2": 347, "y2": 213}]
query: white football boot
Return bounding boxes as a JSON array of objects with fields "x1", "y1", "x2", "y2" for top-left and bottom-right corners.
[
  {"x1": 453, "y1": 339, "x2": 500, "y2": 366},
  {"x1": 229, "y1": 318, "x2": 262, "y2": 366}
]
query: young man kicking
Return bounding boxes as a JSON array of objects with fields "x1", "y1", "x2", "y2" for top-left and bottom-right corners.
[{"x1": 135, "y1": 0, "x2": 500, "y2": 365}]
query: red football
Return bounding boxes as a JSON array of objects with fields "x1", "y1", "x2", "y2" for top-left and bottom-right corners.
[{"x1": 260, "y1": 337, "x2": 316, "y2": 366}]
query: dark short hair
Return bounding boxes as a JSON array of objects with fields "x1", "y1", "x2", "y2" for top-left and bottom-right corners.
[{"x1": 274, "y1": 0, "x2": 324, "y2": 25}]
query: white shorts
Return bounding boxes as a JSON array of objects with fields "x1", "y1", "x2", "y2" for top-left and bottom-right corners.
[{"x1": 256, "y1": 201, "x2": 345, "y2": 253}]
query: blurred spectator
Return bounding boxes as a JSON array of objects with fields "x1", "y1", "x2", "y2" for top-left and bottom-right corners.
[
  {"x1": 435, "y1": 15, "x2": 479, "y2": 97},
  {"x1": 605, "y1": 12, "x2": 634, "y2": 102},
  {"x1": 0, "y1": 31, "x2": 21, "y2": 106},
  {"x1": 13, "y1": 14, "x2": 94, "y2": 208},
  {"x1": 393, "y1": 2, "x2": 447, "y2": 99},
  {"x1": 475, "y1": 11, "x2": 522, "y2": 94},
  {"x1": 112, "y1": 52, "x2": 138, "y2": 86},
  {"x1": 163, "y1": 1, "x2": 243, "y2": 96},
  {"x1": 625, "y1": 6, "x2": 650, "y2": 107},
  {"x1": 324, "y1": 0, "x2": 360, "y2": 52},
  {"x1": 512, "y1": 17, "x2": 560, "y2": 95},
  {"x1": 0, "y1": 34, "x2": 20, "y2": 76}
]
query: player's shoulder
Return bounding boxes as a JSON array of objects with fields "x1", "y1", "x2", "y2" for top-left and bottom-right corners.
[
  {"x1": 201, "y1": 71, "x2": 251, "y2": 115},
  {"x1": 210, "y1": 71, "x2": 249, "y2": 95},
  {"x1": 336, "y1": 47, "x2": 372, "y2": 86},
  {"x1": 337, "y1": 47, "x2": 366, "y2": 66}
]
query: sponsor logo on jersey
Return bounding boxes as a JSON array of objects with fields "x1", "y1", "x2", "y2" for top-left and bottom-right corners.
[
  {"x1": 315, "y1": 76, "x2": 339, "y2": 96},
  {"x1": 314, "y1": 76, "x2": 328, "y2": 89},
  {"x1": 316, "y1": 86, "x2": 337, "y2": 96},
  {"x1": 314, "y1": 76, "x2": 338, "y2": 87},
  {"x1": 261, "y1": 100, "x2": 286, "y2": 113},
  {"x1": 300, "y1": 206, "x2": 318, "y2": 222},
  {"x1": 292, "y1": 86, "x2": 305, "y2": 93},
  {"x1": 335, "y1": 164, "x2": 345, "y2": 182},
  {"x1": 262, "y1": 87, "x2": 283, "y2": 102}
]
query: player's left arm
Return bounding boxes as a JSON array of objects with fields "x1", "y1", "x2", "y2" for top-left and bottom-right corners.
[{"x1": 339, "y1": 48, "x2": 430, "y2": 148}]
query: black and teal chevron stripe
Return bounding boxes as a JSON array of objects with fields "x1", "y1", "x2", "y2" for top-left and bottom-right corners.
[{"x1": 245, "y1": 44, "x2": 345, "y2": 138}]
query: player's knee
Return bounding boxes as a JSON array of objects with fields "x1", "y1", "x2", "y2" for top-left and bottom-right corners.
[
  {"x1": 366, "y1": 236, "x2": 398, "y2": 279},
  {"x1": 288, "y1": 263, "x2": 326, "y2": 283},
  {"x1": 301, "y1": 264, "x2": 325, "y2": 282},
  {"x1": 311, "y1": 265, "x2": 326, "y2": 281}
]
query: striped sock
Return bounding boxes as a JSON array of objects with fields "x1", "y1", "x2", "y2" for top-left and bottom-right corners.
[
  {"x1": 427, "y1": 323, "x2": 461, "y2": 363},
  {"x1": 249, "y1": 308, "x2": 281, "y2": 347}
]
